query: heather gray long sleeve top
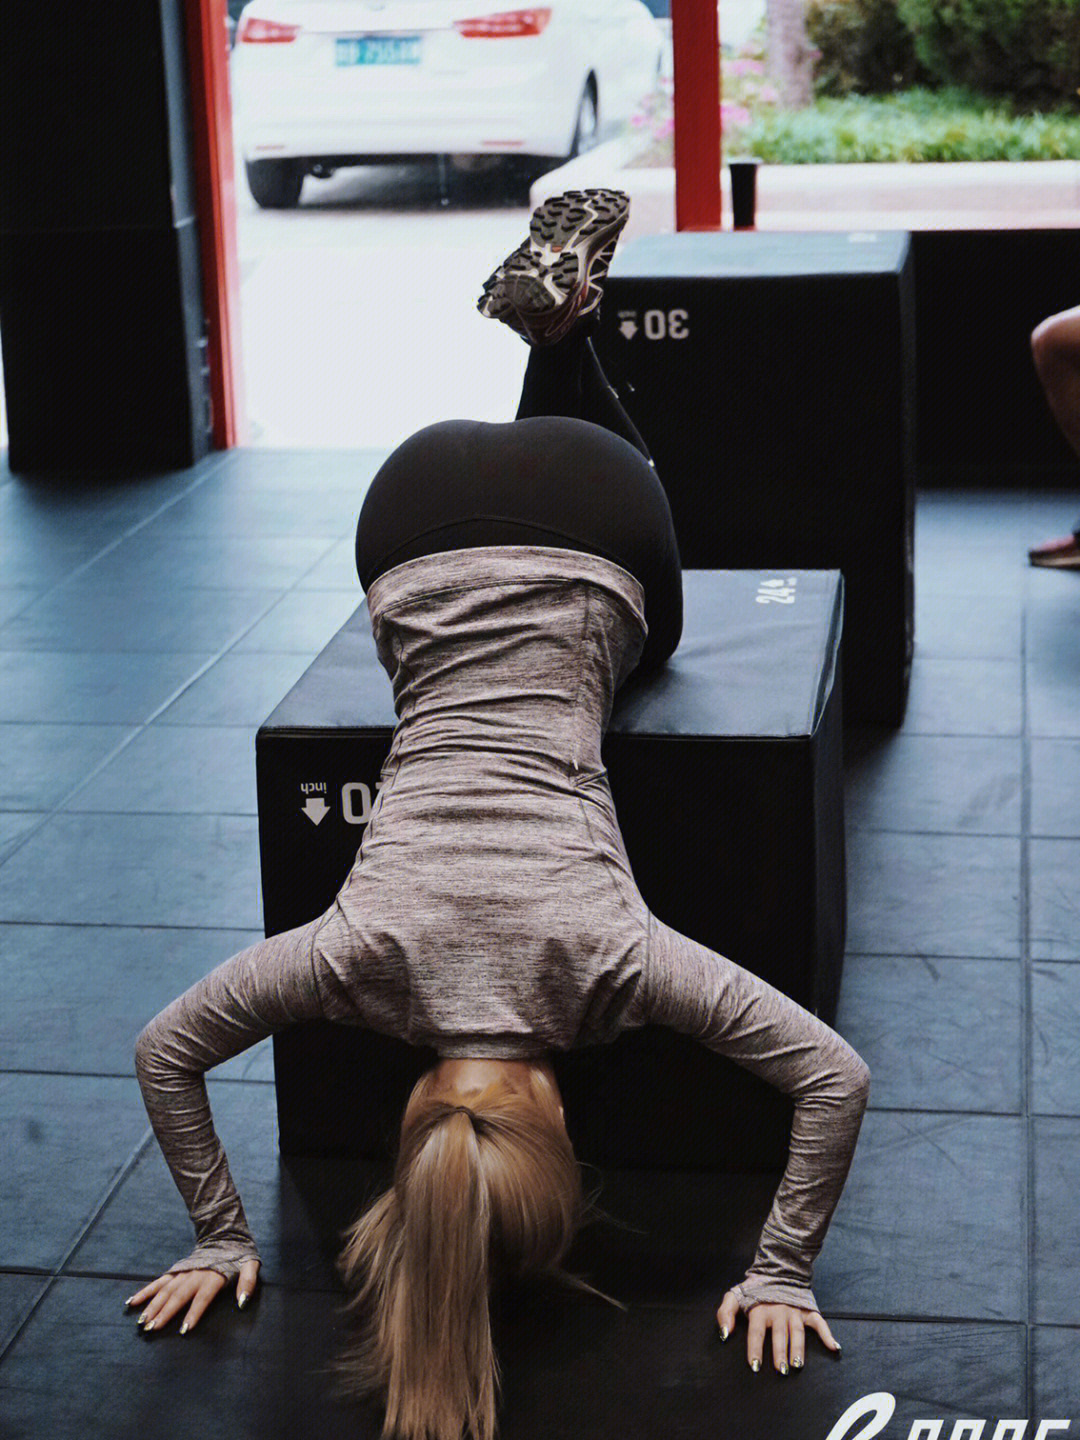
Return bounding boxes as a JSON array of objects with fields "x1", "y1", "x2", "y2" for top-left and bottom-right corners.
[{"x1": 135, "y1": 547, "x2": 869, "y2": 1313}]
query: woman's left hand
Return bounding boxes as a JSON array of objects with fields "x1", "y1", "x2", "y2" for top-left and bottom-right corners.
[
  {"x1": 126, "y1": 1259, "x2": 260, "y2": 1334},
  {"x1": 716, "y1": 1290, "x2": 840, "y2": 1373}
]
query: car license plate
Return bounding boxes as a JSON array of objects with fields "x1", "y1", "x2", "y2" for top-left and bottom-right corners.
[{"x1": 335, "y1": 35, "x2": 422, "y2": 65}]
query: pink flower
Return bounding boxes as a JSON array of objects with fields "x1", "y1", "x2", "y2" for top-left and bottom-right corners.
[
  {"x1": 727, "y1": 57, "x2": 765, "y2": 77},
  {"x1": 721, "y1": 102, "x2": 752, "y2": 127},
  {"x1": 759, "y1": 84, "x2": 780, "y2": 103}
]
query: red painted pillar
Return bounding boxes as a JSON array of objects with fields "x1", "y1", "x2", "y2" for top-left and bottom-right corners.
[
  {"x1": 670, "y1": 0, "x2": 722, "y2": 231},
  {"x1": 183, "y1": 0, "x2": 246, "y2": 446}
]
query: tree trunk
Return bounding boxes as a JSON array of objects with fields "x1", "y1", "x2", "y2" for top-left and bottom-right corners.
[{"x1": 765, "y1": 0, "x2": 815, "y2": 109}]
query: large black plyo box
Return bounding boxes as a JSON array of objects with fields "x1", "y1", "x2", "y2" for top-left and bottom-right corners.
[
  {"x1": 257, "y1": 570, "x2": 845, "y2": 1173},
  {"x1": 596, "y1": 232, "x2": 915, "y2": 726}
]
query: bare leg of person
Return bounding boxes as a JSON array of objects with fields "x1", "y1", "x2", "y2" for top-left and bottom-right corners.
[{"x1": 1030, "y1": 306, "x2": 1080, "y2": 565}]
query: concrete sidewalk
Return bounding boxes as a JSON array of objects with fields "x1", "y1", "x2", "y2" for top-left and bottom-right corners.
[{"x1": 535, "y1": 145, "x2": 1080, "y2": 238}]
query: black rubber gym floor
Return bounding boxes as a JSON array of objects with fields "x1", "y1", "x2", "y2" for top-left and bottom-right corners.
[{"x1": 0, "y1": 449, "x2": 1077, "y2": 1438}]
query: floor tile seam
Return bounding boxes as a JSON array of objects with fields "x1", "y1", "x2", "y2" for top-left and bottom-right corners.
[
  {"x1": 0, "y1": 645, "x2": 220, "y2": 661},
  {"x1": 845, "y1": 825, "x2": 1023, "y2": 839},
  {"x1": 1, "y1": 459, "x2": 231, "y2": 621},
  {"x1": 854, "y1": 1106, "x2": 1029, "y2": 1121},
  {"x1": 150, "y1": 717, "x2": 303, "y2": 729},
  {"x1": 0, "y1": 1274, "x2": 58, "y2": 1366},
  {"x1": 843, "y1": 949, "x2": 1024, "y2": 963},
  {"x1": 0, "y1": 664, "x2": 263, "y2": 869},
  {"x1": 0, "y1": 916, "x2": 259, "y2": 933},
  {"x1": 0, "y1": 592, "x2": 45, "y2": 628},
  {"x1": 0, "y1": 918, "x2": 261, "y2": 935},
  {"x1": 0, "y1": 639, "x2": 316, "y2": 665},
  {"x1": 114, "y1": 529, "x2": 352, "y2": 547},
  {"x1": 843, "y1": 824, "x2": 1025, "y2": 838},
  {"x1": 3, "y1": 580, "x2": 293, "y2": 607},
  {"x1": 122, "y1": 531, "x2": 349, "y2": 729},
  {"x1": 884, "y1": 731, "x2": 1027, "y2": 740},
  {"x1": 52, "y1": 1266, "x2": 340, "y2": 1299},
  {"x1": 58, "y1": 806, "x2": 259, "y2": 819},
  {"x1": 844, "y1": 952, "x2": 1022, "y2": 965},
  {"x1": 9, "y1": 585, "x2": 318, "y2": 838},
  {"x1": 53, "y1": 1128, "x2": 158, "y2": 1282},
  {"x1": 863, "y1": 1104, "x2": 1027, "y2": 1117},
  {"x1": 1020, "y1": 567, "x2": 1035, "y2": 1416},
  {"x1": 245, "y1": 532, "x2": 355, "y2": 604},
  {"x1": 576, "y1": 1298, "x2": 1027, "y2": 1327},
  {"x1": 0, "y1": 1125, "x2": 158, "y2": 1364}
]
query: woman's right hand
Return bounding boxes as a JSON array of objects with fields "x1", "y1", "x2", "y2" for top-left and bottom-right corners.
[
  {"x1": 125, "y1": 1258, "x2": 260, "y2": 1334},
  {"x1": 716, "y1": 1289, "x2": 840, "y2": 1373}
]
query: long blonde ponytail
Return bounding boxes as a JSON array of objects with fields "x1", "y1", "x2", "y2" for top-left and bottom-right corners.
[{"x1": 337, "y1": 1066, "x2": 620, "y2": 1440}]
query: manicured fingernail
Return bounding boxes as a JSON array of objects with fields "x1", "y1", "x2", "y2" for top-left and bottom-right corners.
[
  {"x1": 792, "y1": 1357, "x2": 804, "y2": 1369},
  {"x1": 179, "y1": 1323, "x2": 188, "y2": 1335},
  {"x1": 142, "y1": 1319, "x2": 155, "y2": 1332},
  {"x1": 719, "y1": 1325, "x2": 729, "y2": 1341},
  {"x1": 237, "y1": 1292, "x2": 248, "y2": 1309},
  {"x1": 834, "y1": 1342, "x2": 842, "y2": 1355},
  {"x1": 137, "y1": 1311, "x2": 147, "y2": 1325},
  {"x1": 779, "y1": 1362, "x2": 789, "y2": 1376},
  {"x1": 125, "y1": 1295, "x2": 137, "y2": 1306},
  {"x1": 750, "y1": 1358, "x2": 761, "y2": 1373}
]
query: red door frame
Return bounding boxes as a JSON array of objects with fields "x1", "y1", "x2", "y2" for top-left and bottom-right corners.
[
  {"x1": 182, "y1": 0, "x2": 720, "y2": 449},
  {"x1": 671, "y1": 0, "x2": 722, "y2": 230},
  {"x1": 183, "y1": 0, "x2": 245, "y2": 446}
]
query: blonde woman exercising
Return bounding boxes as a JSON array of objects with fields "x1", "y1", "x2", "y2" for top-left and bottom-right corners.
[{"x1": 129, "y1": 190, "x2": 870, "y2": 1440}]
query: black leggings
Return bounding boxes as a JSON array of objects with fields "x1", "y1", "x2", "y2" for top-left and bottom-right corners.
[{"x1": 355, "y1": 328, "x2": 683, "y2": 675}]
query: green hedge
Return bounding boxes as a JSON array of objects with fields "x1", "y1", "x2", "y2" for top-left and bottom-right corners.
[
  {"x1": 742, "y1": 88, "x2": 1080, "y2": 160},
  {"x1": 807, "y1": 0, "x2": 1080, "y2": 106},
  {"x1": 807, "y1": 0, "x2": 927, "y2": 94}
]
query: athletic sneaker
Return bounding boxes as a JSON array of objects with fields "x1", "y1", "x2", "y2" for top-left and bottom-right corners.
[
  {"x1": 1028, "y1": 533, "x2": 1080, "y2": 568},
  {"x1": 478, "y1": 189, "x2": 629, "y2": 345}
]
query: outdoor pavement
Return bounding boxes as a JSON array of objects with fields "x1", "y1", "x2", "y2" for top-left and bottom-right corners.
[
  {"x1": 231, "y1": 154, "x2": 1080, "y2": 454},
  {"x1": 536, "y1": 148, "x2": 1080, "y2": 242}
]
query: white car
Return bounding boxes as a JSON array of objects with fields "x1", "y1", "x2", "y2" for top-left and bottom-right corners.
[{"x1": 231, "y1": 0, "x2": 663, "y2": 206}]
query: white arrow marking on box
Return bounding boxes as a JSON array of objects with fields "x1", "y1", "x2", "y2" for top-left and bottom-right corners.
[
  {"x1": 302, "y1": 797, "x2": 329, "y2": 825},
  {"x1": 619, "y1": 319, "x2": 638, "y2": 340}
]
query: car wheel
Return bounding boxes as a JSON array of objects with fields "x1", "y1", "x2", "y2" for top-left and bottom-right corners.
[
  {"x1": 567, "y1": 81, "x2": 599, "y2": 160},
  {"x1": 245, "y1": 160, "x2": 304, "y2": 209}
]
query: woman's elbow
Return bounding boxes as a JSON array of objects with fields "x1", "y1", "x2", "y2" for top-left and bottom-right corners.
[
  {"x1": 133, "y1": 1023, "x2": 155, "y2": 1080},
  {"x1": 848, "y1": 1053, "x2": 871, "y2": 1111},
  {"x1": 133, "y1": 1015, "x2": 170, "y2": 1084}
]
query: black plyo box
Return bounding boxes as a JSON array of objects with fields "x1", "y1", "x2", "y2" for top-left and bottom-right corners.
[
  {"x1": 596, "y1": 231, "x2": 915, "y2": 726},
  {"x1": 257, "y1": 569, "x2": 845, "y2": 1172}
]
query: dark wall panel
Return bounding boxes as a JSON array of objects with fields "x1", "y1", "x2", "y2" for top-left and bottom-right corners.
[
  {"x1": 0, "y1": 0, "x2": 195, "y2": 233},
  {"x1": 0, "y1": 0, "x2": 209, "y2": 471},
  {"x1": 1, "y1": 222, "x2": 207, "y2": 471},
  {"x1": 912, "y1": 229, "x2": 1080, "y2": 482}
]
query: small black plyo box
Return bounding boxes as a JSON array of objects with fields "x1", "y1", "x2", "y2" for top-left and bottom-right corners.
[
  {"x1": 596, "y1": 231, "x2": 915, "y2": 726},
  {"x1": 257, "y1": 569, "x2": 845, "y2": 1172}
]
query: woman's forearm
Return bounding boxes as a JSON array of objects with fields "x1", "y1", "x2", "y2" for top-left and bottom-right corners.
[
  {"x1": 636, "y1": 913, "x2": 870, "y2": 1308},
  {"x1": 135, "y1": 1006, "x2": 262, "y2": 1276},
  {"x1": 735, "y1": 1037, "x2": 870, "y2": 1310},
  {"x1": 133, "y1": 920, "x2": 331, "y2": 1278}
]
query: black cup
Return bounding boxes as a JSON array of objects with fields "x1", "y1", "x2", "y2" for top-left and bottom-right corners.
[{"x1": 729, "y1": 157, "x2": 760, "y2": 230}]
